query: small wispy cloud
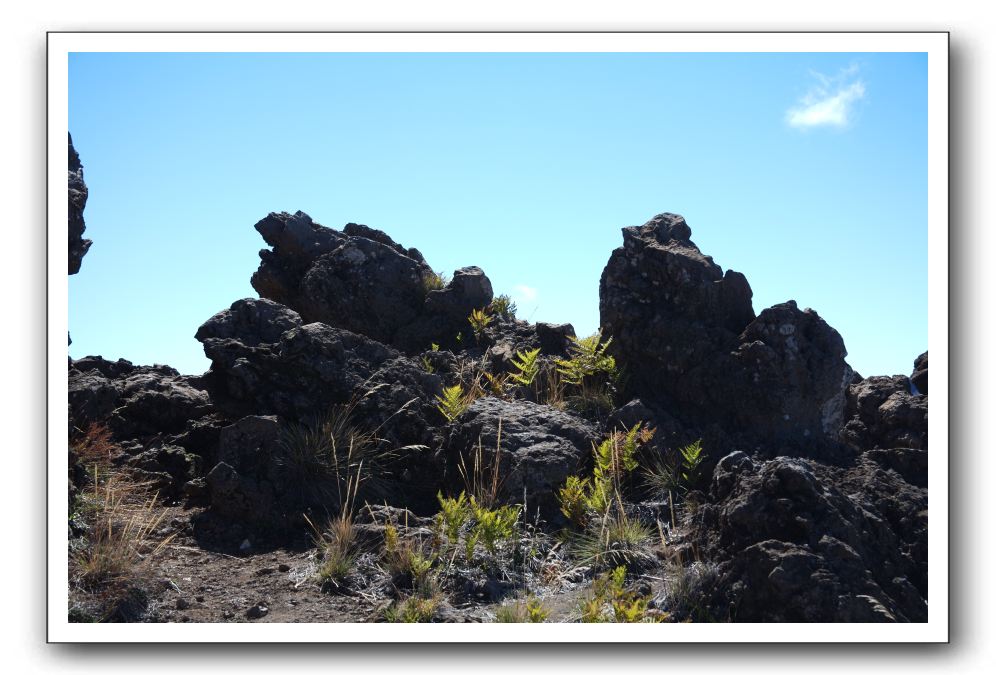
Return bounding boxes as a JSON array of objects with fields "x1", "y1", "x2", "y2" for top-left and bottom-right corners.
[
  {"x1": 786, "y1": 65, "x2": 866, "y2": 129},
  {"x1": 512, "y1": 284, "x2": 538, "y2": 303}
]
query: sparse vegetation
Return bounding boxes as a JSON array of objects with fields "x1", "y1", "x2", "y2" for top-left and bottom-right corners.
[
  {"x1": 435, "y1": 491, "x2": 471, "y2": 549},
  {"x1": 421, "y1": 270, "x2": 448, "y2": 295},
  {"x1": 494, "y1": 596, "x2": 549, "y2": 623},
  {"x1": 470, "y1": 498, "x2": 521, "y2": 556},
  {"x1": 578, "y1": 566, "x2": 663, "y2": 623}
]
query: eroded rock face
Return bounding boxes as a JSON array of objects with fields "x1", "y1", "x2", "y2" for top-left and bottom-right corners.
[
  {"x1": 600, "y1": 213, "x2": 852, "y2": 448},
  {"x1": 911, "y1": 351, "x2": 928, "y2": 395},
  {"x1": 68, "y1": 133, "x2": 92, "y2": 275},
  {"x1": 839, "y1": 375, "x2": 928, "y2": 452},
  {"x1": 693, "y1": 454, "x2": 927, "y2": 622},
  {"x1": 196, "y1": 297, "x2": 444, "y2": 461},
  {"x1": 249, "y1": 211, "x2": 493, "y2": 352},
  {"x1": 447, "y1": 398, "x2": 599, "y2": 519}
]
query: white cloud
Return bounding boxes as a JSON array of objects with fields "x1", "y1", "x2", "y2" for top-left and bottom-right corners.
[
  {"x1": 511, "y1": 284, "x2": 538, "y2": 303},
  {"x1": 786, "y1": 67, "x2": 866, "y2": 129}
]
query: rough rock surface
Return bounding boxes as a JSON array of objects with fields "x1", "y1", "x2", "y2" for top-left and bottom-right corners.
[
  {"x1": 839, "y1": 375, "x2": 928, "y2": 452},
  {"x1": 911, "y1": 351, "x2": 928, "y2": 395},
  {"x1": 69, "y1": 357, "x2": 214, "y2": 438},
  {"x1": 692, "y1": 453, "x2": 927, "y2": 622},
  {"x1": 600, "y1": 213, "x2": 852, "y2": 448},
  {"x1": 68, "y1": 133, "x2": 92, "y2": 275},
  {"x1": 249, "y1": 211, "x2": 494, "y2": 352},
  {"x1": 448, "y1": 398, "x2": 599, "y2": 518}
]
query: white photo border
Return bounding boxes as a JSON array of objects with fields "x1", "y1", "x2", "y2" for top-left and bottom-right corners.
[{"x1": 48, "y1": 31, "x2": 949, "y2": 643}]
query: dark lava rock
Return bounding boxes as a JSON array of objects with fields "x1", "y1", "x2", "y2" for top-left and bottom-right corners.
[
  {"x1": 447, "y1": 398, "x2": 599, "y2": 518},
  {"x1": 249, "y1": 211, "x2": 494, "y2": 352},
  {"x1": 839, "y1": 375, "x2": 928, "y2": 451},
  {"x1": 68, "y1": 133, "x2": 92, "y2": 275},
  {"x1": 69, "y1": 357, "x2": 214, "y2": 439},
  {"x1": 196, "y1": 299, "x2": 442, "y2": 450},
  {"x1": 691, "y1": 453, "x2": 927, "y2": 622},
  {"x1": 911, "y1": 351, "x2": 928, "y2": 395},
  {"x1": 600, "y1": 213, "x2": 853, "y2": 450}
]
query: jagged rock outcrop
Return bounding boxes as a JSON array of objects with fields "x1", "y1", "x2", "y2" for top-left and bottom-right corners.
[
  {"x1": 195, "y1": 298, "x2": 447, "y2": 509},
  {"x1": 68, "y1": 133, "x2": 92, "y2": 275},
  {"x1": 249, "y1": 211, "x2": 494, "y2": 352},
  {"x1": 600, "y1": 213, "x2": 852, "y2": 449},
  {"x1": 839, "y1": 372, "x2": 928, "y2": 452},
  {"x1": 911, "y1": 351, "x2": 928, "y2": 395},
  {"x1": 692, "y1": 452, "x2": 927, "y2": 622},
  {"x1": 447, "y1": 398, "x2": 599, "y2": 518},
  {"x1": 69, "y1": 357, "x2": 214, "y2": 438},
  {"x1": 68, "y1": 356, "x2": 217, "y2": 496}
]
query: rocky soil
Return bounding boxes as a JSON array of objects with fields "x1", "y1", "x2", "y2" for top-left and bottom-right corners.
[{"x1": 67, "y1": 138, "x2": 928, "y2": 624}]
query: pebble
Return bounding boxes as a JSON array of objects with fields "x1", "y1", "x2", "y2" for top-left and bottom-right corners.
[
  {"x1": 246, "y1": 604, "x2": 269, "y2": 619},
  {"x1": 278, "y1": 564, "x2": 291, "y2": 572}
]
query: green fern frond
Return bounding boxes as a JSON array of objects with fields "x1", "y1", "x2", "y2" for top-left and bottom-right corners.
[
  {"x1": 435, "y1": 384, "x2": 469, "y2": 423},
  {"x1": 509, "y1": 347, "x2": 541, "y2": 386}
]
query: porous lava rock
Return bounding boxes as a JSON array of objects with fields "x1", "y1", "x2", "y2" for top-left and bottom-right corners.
[
  {"x1": 600, "y1": 213, "x2": 853, "y2": 449},
  {"x1": 447, "y1": 398, "x2": 599, "y2": 519},
  {"x1": 692, "y1": 453, "x2": 927, "y2": 622}
]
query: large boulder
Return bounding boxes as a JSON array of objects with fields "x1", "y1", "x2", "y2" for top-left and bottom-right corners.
[
  {"x1": 195, "y1": 298, "x2": 446, "y2": 507},
  {"x1": 447, "y1": 398, "x2": 599, "y2": 519},
  {"x1": 68, "y1": 133, "x2": 91, "y2": 275},
  {"x1": 692, "y1": 454, "x2": 927, "y2": 622},
  {"x1": 248, "y1": 211, "x2": 494, "y2": 352},
  {"x1": 600, "y1": 213, "x2": 852, "y2": 449}
]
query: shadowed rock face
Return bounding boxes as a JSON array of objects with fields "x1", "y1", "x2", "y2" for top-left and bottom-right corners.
[
  {"x1": 68, "y1": 133, "x2": 92, "y2": 275},
  {"x1": 249, "y1": 211, "x2": 493, "y2": 352},
  {"x1": 600, "y1": 213, "x2": 852, "y2": 449}
]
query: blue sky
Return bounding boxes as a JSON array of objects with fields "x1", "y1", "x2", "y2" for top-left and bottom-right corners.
[{"x1": 68, "y1": 52, "x2": 927, "y2": 378}]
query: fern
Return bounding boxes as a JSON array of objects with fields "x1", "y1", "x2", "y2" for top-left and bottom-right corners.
[
  {"x1": 557, "y1": 475, "x2": 592, "y2": 528},
  {"x1": 435, "y1": 384, "x2": 469, "y2": 423},
  {"x1": 679, "y1": 439, "x2": 706, "y2": 486},
  {"x1": 420, "y1": 355, "x2": 435, "y2": 374},
  {"x1": 509, "y1": 347, "x2": 541, "y2": 386},
  {"x1": 470, "y1": 498, "x2": 521, "y2": 555},
  {"x1": 435, "y1": 491, "x2": 470, "y2": 546},
  {"x1": 468, "y1": 308, "x2": 493, "y2": 341},
  {"x1": 488, "y1": 294, "x2": 518, "y2": 320},
  {"x1": 555, "y1": 332, "x2": 616, "y2": 386}
]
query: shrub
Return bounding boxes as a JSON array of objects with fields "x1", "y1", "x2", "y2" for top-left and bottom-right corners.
[
  {"x1": 383, "y1": 594, "x2": 440, "y2": 623},
  {"x1": 509, "y1": 348, "x2": 541, "y2": 387},
  {"x1": 679, "y1": 439, "x2": 706, "y2": 487},
  {"x1": 421, "y1": 270, "x2": 448, "y2": 295}
]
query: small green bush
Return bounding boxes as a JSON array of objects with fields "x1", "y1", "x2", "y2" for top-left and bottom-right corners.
[
  {"x1": 495, "y1": 596, "x2": 550, "y2": 623},
  {"x1": 470, "y1": 498, "x2": 521, "y2": 556}
]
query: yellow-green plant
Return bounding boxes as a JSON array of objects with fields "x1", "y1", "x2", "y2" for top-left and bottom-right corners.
[
  {"x1": 555, "y1": 332, "x2": 616, "y2": 386},
  {"x1": 679, "y1": 439, "x2": 706, "y2": 487},
  {"x1": 488, "y1": 294, "x2": 517, "y2": 320},
  {"x1": 557, "y1": 475, "x2": 592, "y2": 528},
  {"x1": 420, "y1": 354, "x2": 435, "y2": 374},
  {"x1": 468, "y1": 307, "x2": 493, "y2": 341},
  {"x1": 422, "y1": 271, "x2": 448, "y2": 294},
  {"x1": 495, "y1": 596, "x2": 550, "y2": 623},
  {"x1": 470, "y1": 498, "x2": 521, "y2": 555},
  {"x1": 579, "y1": 565, "x2": 661, "y2": 623},
  {"x1": 484, "y1": 371, "x2": 510, "y2": 398},
  {"x1": 435, "y1": 384, "x2": 469, "y2": 423},
  {"x1": 574, "y1": 507, "x2": 654, "y2": 571},
  {"x1": 509, "y1": 347, "x2": 541, "y2": 387},
  {"x1": 435, "y1": 491, "x2": 470, "y2": 547}
]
